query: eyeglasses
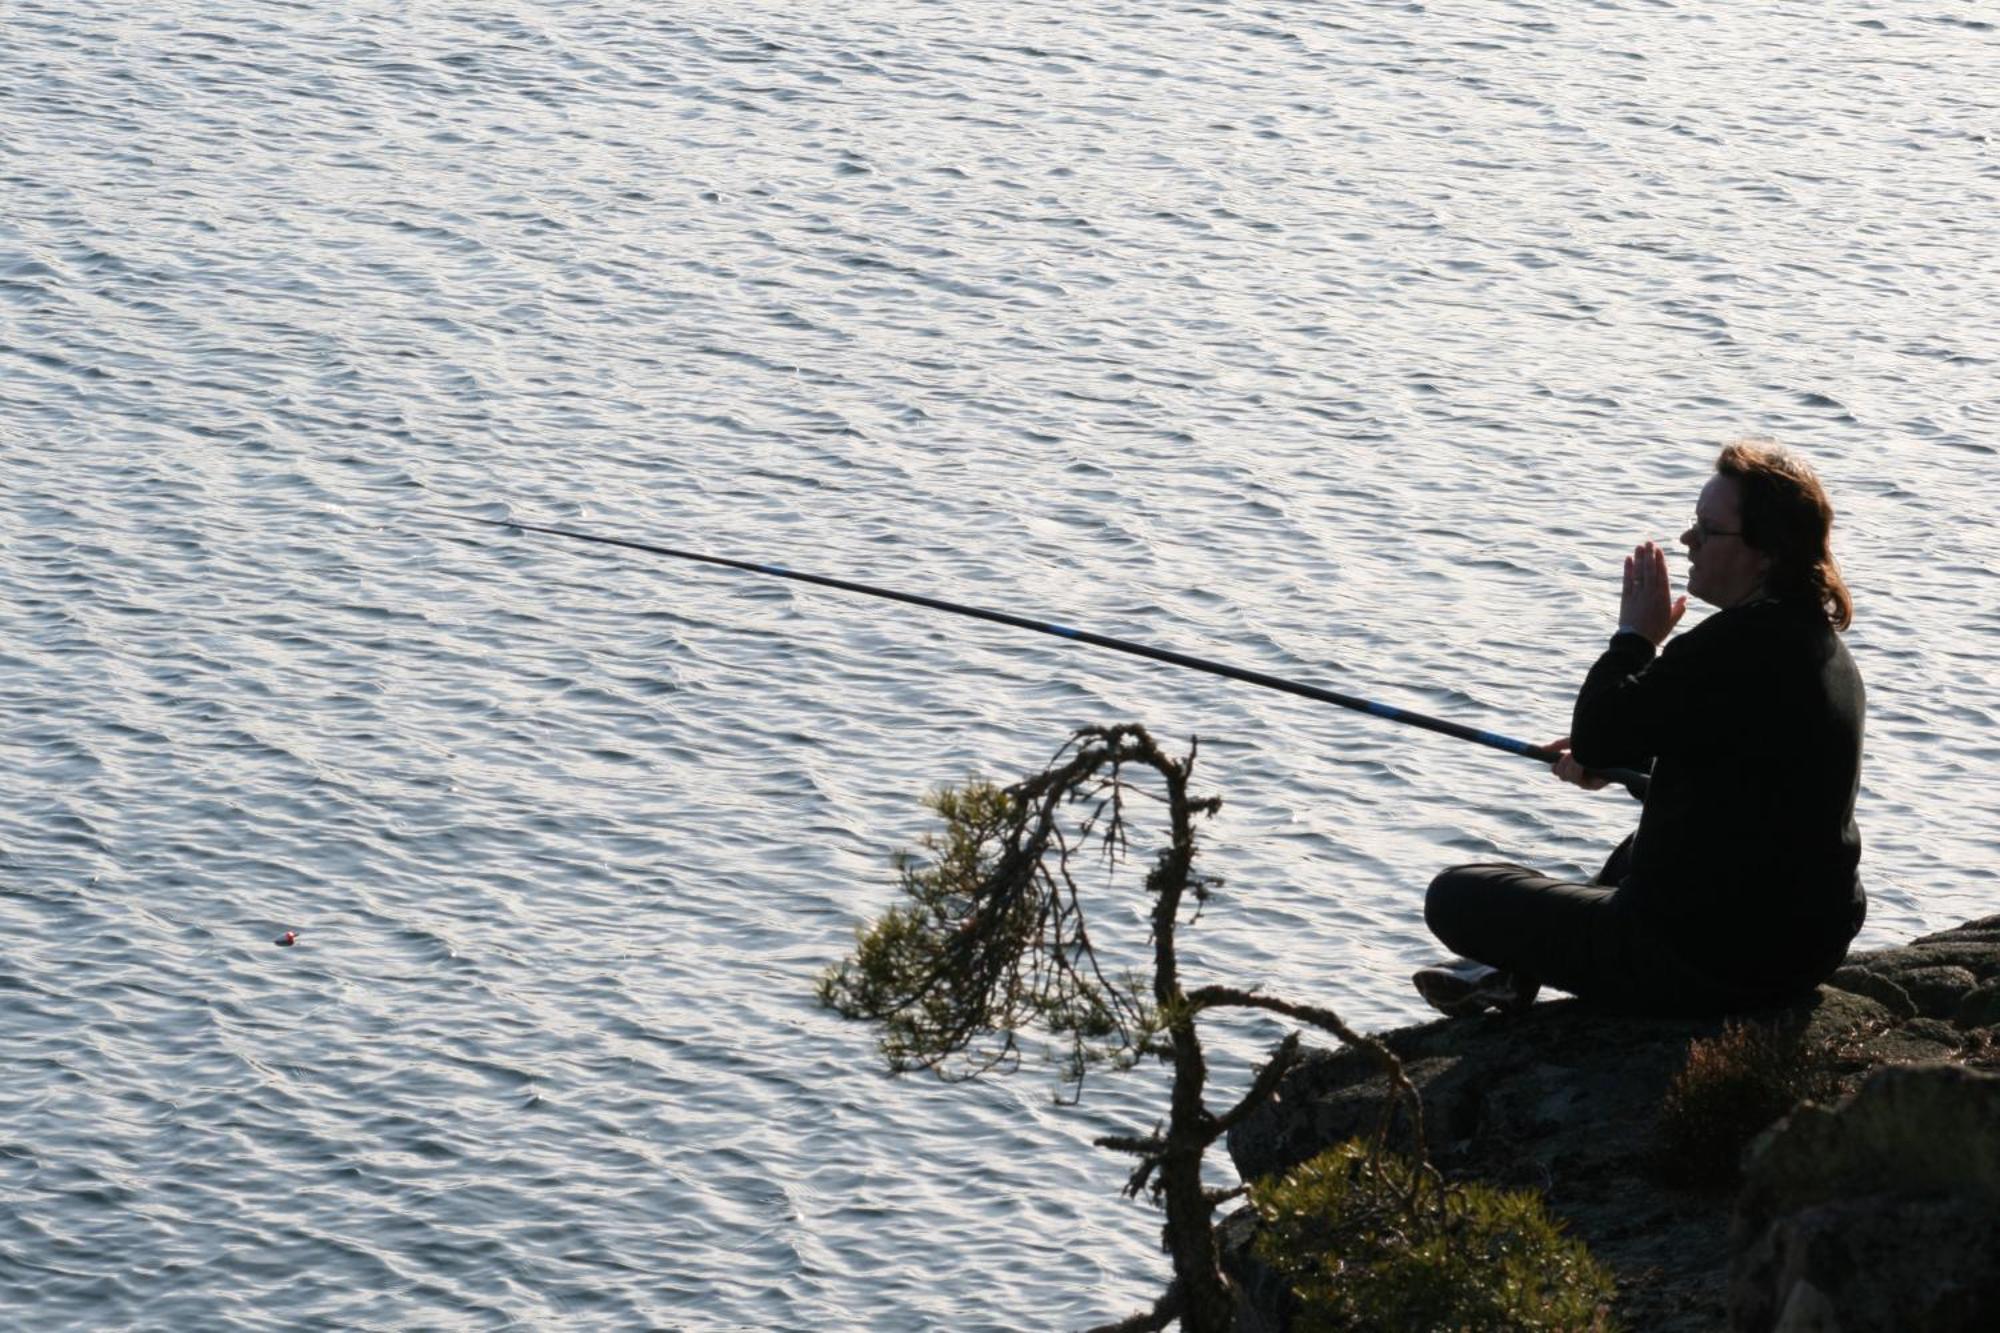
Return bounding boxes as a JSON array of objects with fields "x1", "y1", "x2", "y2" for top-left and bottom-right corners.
[{"x1": 1686, "y1": 514, "x2": 1743, "y2": 543}]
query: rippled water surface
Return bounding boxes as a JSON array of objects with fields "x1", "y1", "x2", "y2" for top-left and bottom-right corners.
[{"x1": 3, "y1": 2, "x2": 1996, "y2": 1327}]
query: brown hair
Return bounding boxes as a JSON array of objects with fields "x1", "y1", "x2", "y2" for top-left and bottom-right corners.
[{"x1": 1715, "y1": 442, "x2": 1852, "y2": 630}]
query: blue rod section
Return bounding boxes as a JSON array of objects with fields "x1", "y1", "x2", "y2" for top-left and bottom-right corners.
[{"x1": 446, "y1": 513, "x2": 1650, "y2": 797}]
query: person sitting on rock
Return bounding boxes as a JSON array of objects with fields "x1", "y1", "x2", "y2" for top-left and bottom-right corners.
[{"x1": 1416, "y1": 442, "x2": 1865, "y2": 1017}]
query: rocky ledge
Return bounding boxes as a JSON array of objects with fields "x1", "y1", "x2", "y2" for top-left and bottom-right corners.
[{"x1": 1222, "y1": 915, "x2": 2000, "y2": 1332}]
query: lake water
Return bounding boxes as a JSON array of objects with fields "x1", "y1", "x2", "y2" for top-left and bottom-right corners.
[{"x1": 3, "y1": 3, "x2": 1995, "y2": 1328}]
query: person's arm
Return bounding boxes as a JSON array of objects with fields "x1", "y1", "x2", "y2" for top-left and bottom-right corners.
[
  {"x1": 1569, "y1": 634, "x2": 1671, "y2": 770},
  {"x1": 1568, "y1": 541, "x2": 1694, "y2": 770}
]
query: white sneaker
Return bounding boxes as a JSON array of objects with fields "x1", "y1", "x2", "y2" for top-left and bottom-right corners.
[{"x1": 1412, "y1": 957, "x2": 1541, "y2": 1017}]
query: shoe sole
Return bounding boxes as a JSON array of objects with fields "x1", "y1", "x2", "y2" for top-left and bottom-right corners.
[{"x1": 1413, "y1": 968, "x2": 1541, "y2": 1017}]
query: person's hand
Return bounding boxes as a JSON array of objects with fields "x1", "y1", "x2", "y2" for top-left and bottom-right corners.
[
  {"x1": 1620, "y1": 541, "x2": 1687, "y2": 646},
  {"x1": 1545, "y1": 736, "x2": 1611, "y2": 790}
]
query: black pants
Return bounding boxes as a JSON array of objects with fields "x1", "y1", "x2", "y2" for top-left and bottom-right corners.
[{"x1": 1424, "y1": 838, "x2": 1836, "y2": 1017}]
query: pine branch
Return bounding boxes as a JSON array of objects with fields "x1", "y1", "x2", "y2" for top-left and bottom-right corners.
[{"x1": 1095, "y1": 1133, "x2": 1168, "y2": 1158}]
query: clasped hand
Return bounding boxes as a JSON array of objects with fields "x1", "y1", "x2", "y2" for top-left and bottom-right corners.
[
  {"x1": 1548, "y1": 542, "x2": 1686, "y2": 790},
  {"x1": 1544, "y1": 736, "x2": 1609, "y2": 791},
  {"x1": 1620, "y1": 540, "x2": 1686, "y2": 647}
]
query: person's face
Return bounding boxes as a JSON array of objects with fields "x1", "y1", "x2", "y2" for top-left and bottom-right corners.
[{"x1": 1681, "y1": 474, "x2": 1771, "y2": 609}]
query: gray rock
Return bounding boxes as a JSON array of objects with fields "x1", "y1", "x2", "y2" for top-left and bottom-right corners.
[
  {"x1": 1226, "y1": 987, "x2": 1899, "y2": 1332},
  {"x1": 1217, "y1": 1206, "x2": 1294, "y2": 1333},
  {"x1": 1839, "y1": 938, "x2": 2000, "y2": 1021},
  {"x1": 1730, "y1": 1063, "x2": 2000, "y2": 1332},
  {"x1": 1902, "y1": 1016, "x2": 1966, "y2": 1050},
  {"x1": 1742, "y1": 1061, "x2": 2000, "y2": 1205},
  {"x1": 1225, "y1": 918, "x2": 2000, "y2": 1333},
  {"x1": 1955, "y1": 981, "x2": 2000, "y2": 1031},
  {"x1": 1825, "y1": 965, "x2": 1914, "y2": 1019},
  {"x1": 1895, "y1": 965, "x2": 1981, "y2": 1017},
  {"x1": 1771, "y1": 1279, "x2": 1839, "y2": 1333},
  {"x1": 1737, "y1": 1195, "x2": 2000, "y2": 1333},
  {"x1": 1911, "y1": 914, "x2": 2000, "y2": 948}
]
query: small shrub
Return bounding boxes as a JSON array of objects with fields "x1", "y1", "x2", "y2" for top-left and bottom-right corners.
[
  {"x1": 1251, "y1": 1138, "x2": 1617, "y2": 1332},
  {"x1": 1655, "y1": 1020, "x2": 1841, "y2": 1187}
]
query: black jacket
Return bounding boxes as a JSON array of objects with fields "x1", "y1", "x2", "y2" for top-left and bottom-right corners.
[{"x1": 1570, "y1": 597, "x2": 1865, "y2": 991}]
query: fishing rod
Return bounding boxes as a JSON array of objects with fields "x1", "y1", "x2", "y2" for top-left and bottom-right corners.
[{"x1": 444, "y1": 512, "x2": 1650, "y2": 799}]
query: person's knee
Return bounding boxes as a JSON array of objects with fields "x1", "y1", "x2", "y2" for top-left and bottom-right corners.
[
  {"x1": 1425, "y1": 866, "x2": 1480, "y2": 940},
  {"x1": 1426, "y1": 863, "x2": 1542, "y2": 954}
]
